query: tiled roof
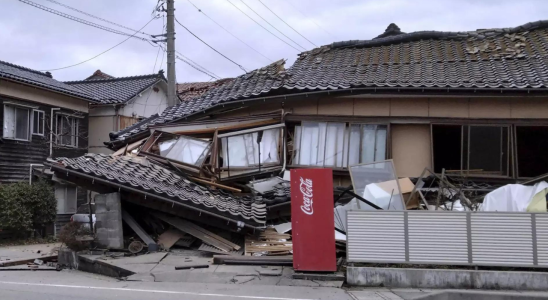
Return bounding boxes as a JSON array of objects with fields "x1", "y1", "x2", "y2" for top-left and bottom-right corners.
[
  {"x1": 85, "y1": 69, "x2": 115, "y2": 81},
  {"x1": 111, "y1": 60, "x2": 286, "y2": 141},
  {"x1": 66, "y1": 72, "x2": 166, "y2": 104},
  {"x1": 111, "y1": 20, "x2": 548, "y2": 144},
  {"x1": 177, "y1": 79, "x2": 234, "y2": 101},
  {"x1": 0, "y1": 60, "x2": 97, "y2": 101},
  {"x1": 53, "y1": 153, "x2": 266, "y2": 225}
]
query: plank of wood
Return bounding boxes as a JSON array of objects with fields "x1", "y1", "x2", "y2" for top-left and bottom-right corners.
[
  {"x1": 122, "y1": 210, "x2": 158, "y2": 249},
  {"x1": 174, "y1": 264, "x2": 210, "y2": 270},
  {"x1": 112, "y1": 138, "x2": 146, "y2": 156},
  {"x1": 188, "y1": 176, "x2": 241, "y2": 193},
  {"x1": 157, "y1": 228, "x2": 186, "y2": 250},
  {"x1": 180, "y1": 219, "x2": 241, "y2": 251},
  {"x1": 0, "y1": 255, "x2": 57, "y2": 267},
  {"x1": 151, "y1": 212, "x2": 232, "y2": 252}
]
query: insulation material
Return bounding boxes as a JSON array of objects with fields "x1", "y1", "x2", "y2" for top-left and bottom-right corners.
[{"x1": 482, "y1": 181, "x2": 548, "y2": 212}]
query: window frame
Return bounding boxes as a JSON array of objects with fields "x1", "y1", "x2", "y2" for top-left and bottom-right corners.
[
  {"x1": 32, "y1": 110, "x2": 45, "y2": 136},
  {"x1": 291, "y1": 121, "x2": 389, "y2": 170},
  {"x1": 431, "y1": 123, "x2": 510, "y2": 178},
  {"x1": 3, "y1": 104, "x2": 31, "y2": 141},
  {"x1": 55, "y1": 183, "x2": 78, "y2": 214},
  {"x1": 56, "y1": 114, "x2": 79, "y2": 147}
]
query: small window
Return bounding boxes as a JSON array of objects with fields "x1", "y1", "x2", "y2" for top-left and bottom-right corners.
[
  {"x1": 3, "y1": 105, "x2": 30, "y2": 141},
  {"x1": 56, "y1": 115, "x2": 78, "y2": 147},
  {"x1": 32, "y1": 110, "x2": 45, "y2": 136},
  {"x1": 55, "y1": 183, "x2": 77, "y2": 214}
]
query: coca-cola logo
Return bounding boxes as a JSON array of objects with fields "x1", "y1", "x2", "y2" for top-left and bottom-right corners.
[{"x1": 299, "y1": 177, "x2": 313, "y2": 215}]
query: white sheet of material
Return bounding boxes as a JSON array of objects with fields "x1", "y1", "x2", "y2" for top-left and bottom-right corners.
[
  {"x1": 482, "y1": 181, "x2": 548, "y2": 212},
  {"x1": 221, "y1": 128, "x2": 280, "y2": 167}
]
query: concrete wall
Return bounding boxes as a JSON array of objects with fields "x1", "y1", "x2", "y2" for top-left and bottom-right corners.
[
  {"x1": 347, "y1": 267, "x2": 548, "y2": 291},
  {"x1": 95, "y1": 193, "x2": 123, "y2": 249},
  {"x1": 391, "y1": 124, "x2": 432, "y2": 177},
  {"x1": 0, "y1": 79, "x2": 89, "y2": 112},
  {"x1": 88, "y1": 115, "x2": 115, "y2": 154}
]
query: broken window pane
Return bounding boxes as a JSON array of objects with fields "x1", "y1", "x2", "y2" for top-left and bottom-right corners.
[
  {"x1": 349, "y1": 160, "x2": 405, "y2": 210},
  {"x1": 162, "y1": 136, "x2": 210, "y2": 166}
]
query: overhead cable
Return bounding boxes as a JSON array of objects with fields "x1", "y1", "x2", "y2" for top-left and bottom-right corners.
[
  {"x1": 18, "y1": 0, "x2": 151, "y2": 42},
  {"x1": 43, "y1": 0, "x2": 153, "y2": 37},
  {"x1": 176, "y1": 50, "x2": 221, "y2": 79},
  {"x1": 257, "y1": 0, "x2": 317, "y2": 47},
  {"x1": 186, "y1": 0, "x2": 273, "y2": 63},
  {"x1": 239, "y1": 0, "x2": 307, "y2": 51},
  {"x1": 225, "y1": 0, "x2": 301, "y2": 52},
  {"x1": 175, "y1": 17, "x2": 248, "y2": 73},
  {"x1": 281, "y1": 0, "x2": 337, "y2": 39},
  {"x1": 40, "y1": 18, "x2": 157, "y2": 72}
]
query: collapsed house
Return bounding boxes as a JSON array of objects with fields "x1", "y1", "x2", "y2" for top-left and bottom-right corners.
[{"x1": 45, "y1": 21, "x2": 548, "y2": 257}]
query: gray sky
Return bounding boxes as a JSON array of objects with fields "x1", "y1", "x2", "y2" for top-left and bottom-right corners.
[{"x1": 1, "y1": 0, "x2": 547, "y2": 82}]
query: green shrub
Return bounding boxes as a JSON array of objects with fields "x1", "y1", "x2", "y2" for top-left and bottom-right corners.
[{"x1": 0, "y1": 181, "x2": 57, "y2": 237}]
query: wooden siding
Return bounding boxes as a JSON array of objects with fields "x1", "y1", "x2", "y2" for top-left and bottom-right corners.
[
  {"x1": 0, "y1": 96, "x2": 88, "y2": 183},
  {"x1": 119, "y1": 115, "x2": 140, "y2": 131}
]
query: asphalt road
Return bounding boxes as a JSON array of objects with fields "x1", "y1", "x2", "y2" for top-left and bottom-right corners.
[{"x1": 0, "y1": 269, "x2": 353, "y2": 300}]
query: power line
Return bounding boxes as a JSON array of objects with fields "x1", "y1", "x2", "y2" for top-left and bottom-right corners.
[
  {"x1": 239, "y1": 0, "x2": 307, "y2": 51},
  {"x1": 175, "y1": 17, "x2": 248, "y2": 73},
  {"x1": 152, "y1": 16, "x2": 165, "y2": 73},
  {"x1": 225, "y1": 0, "x2": 301, "y2": 52},
  {"x1": 177, "y1": 56, "x2": 218, "y2": 80},
  {"x1": 18, "y1": 0, "x2": 151, "y2": 42},
  {"x1": 40, "y1": 18, "x2": 157, "y2": 72},
  {"x1": 281, "y1": 0, "x2": 337, "y2": 40},
  {"x1": 176, "y1": 50, "x2": 221, "y2": 79},
  {"x1": 257, "y1": 0, "x2": 317, "y2": 47},
  {"x1": 186, "y1": 0, "x2": 273, "y2": 63},
  {"x1": 43, "y1": 0, "x2": 153, "y2": 37}
]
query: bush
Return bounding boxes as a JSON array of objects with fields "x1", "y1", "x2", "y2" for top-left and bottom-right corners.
[
  {"x1": 0, "y1": 180, "x2": 57, "y2": 237},
  {"x1": 58, "y1": 222, "x2": 91, "y2": 252}
]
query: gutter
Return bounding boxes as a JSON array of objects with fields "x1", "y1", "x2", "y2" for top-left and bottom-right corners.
[{"x1": 48, "y1": 163, "x2": 261, "y2": 230}]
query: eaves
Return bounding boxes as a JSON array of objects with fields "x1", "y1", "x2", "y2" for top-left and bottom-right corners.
[{"x1": 0, "y1": 77, "x2": 98, "y2": 103}]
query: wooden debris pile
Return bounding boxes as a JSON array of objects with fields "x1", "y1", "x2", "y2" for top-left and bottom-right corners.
[{"x1": 245, "y1": 228, "x2": 292, "y2": 256}]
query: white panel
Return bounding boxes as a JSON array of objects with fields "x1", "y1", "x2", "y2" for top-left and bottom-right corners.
[
  {"x1": 471, "y1": 213, "x2": 533, "y2": 266},
  {"x1": 347, "y1": 211, "x2": 405, "y2": 263},
  {"x1": 535, "y1": 214, "x2": 548, "y2": 266},
  {"x1": 408, "y1": 212, "x2": 468, "y2": 263}
]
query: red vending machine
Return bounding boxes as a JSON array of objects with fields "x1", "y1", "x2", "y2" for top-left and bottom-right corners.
[{"x1": 290, "y1": 168, "x2": 336, "y2": 271}]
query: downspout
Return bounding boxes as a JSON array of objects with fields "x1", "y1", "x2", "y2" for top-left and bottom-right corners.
[
  {"x1": 50, "y1": 108, "x2": 61, "y2": 157},
  {"x1": 29, "y1": 164, "x2": 44, "y2": 185},
  {"x1": 115, "y1": 105, "x2": 120, "y2": 131}
]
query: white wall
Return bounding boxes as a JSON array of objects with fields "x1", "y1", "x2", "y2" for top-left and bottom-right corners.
[{"x1": 119, "y1": 83, "x2": 169, "y2": 118}]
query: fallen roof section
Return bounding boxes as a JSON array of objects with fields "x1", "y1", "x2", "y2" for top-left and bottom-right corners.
[
  {"x1": 50, "y1": 153, "x2": 267, "y2": 226},
  {"x1": 65, "y1": 71, "x2": 166, "y2": 104},
  {"x1": 177, "y1": 78, "x2": 234, "y2": 101}
]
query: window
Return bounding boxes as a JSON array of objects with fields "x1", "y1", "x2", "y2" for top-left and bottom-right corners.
[
  {"x1": 432, "y1": 124, "x2": 509, "y2": 176},
  {"x1": 293, "y1": 122, "x2": 387, "y2": 168},
  {"x1": 56, "y1": 115, "x2": 78, "y2": 147},
  {"x1": 55, "y1": 183, "x2": 77, "y2": 214},
  {"x1": 221, "y1": 127, "x2": 281, "y2": 168},
  {"x1": 32, "y1": 110, "x2": 45, "y2": 136},
  {"x1": 516, "y1": 126, "x2": 548, "y2": 178},
  {"x1": 158, "y1": 136, "x2": 210, "y2": 166},
  {"x1": 3, "y1": 105, "x2": 30, "y2": 140}
]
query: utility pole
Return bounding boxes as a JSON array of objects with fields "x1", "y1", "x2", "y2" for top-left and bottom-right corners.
[{"x1": 166, "y1": 0, "x2": 177, "y2": 105}]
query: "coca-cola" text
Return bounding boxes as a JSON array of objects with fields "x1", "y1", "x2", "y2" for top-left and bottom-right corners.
[{"x1": 299, "y1": 177, "x2": 314, "y2": 215}]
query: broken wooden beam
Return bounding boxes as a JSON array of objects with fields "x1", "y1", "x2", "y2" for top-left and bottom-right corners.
[
  {"x1": 213, "y1": 255, "x2": 293, "y2": 266},
  {"x1": 0, "y1": 255, "x2": 57, "y2": 267},
  {"x1": 122, "y1": 210, "x2": 158, "y2": 252},
  {"x1": 152, "y1": 212, "x2": 236, "y2": 252},
  {"x1": 174, "y1": 264, "x2": 209, "y2": 270}
]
